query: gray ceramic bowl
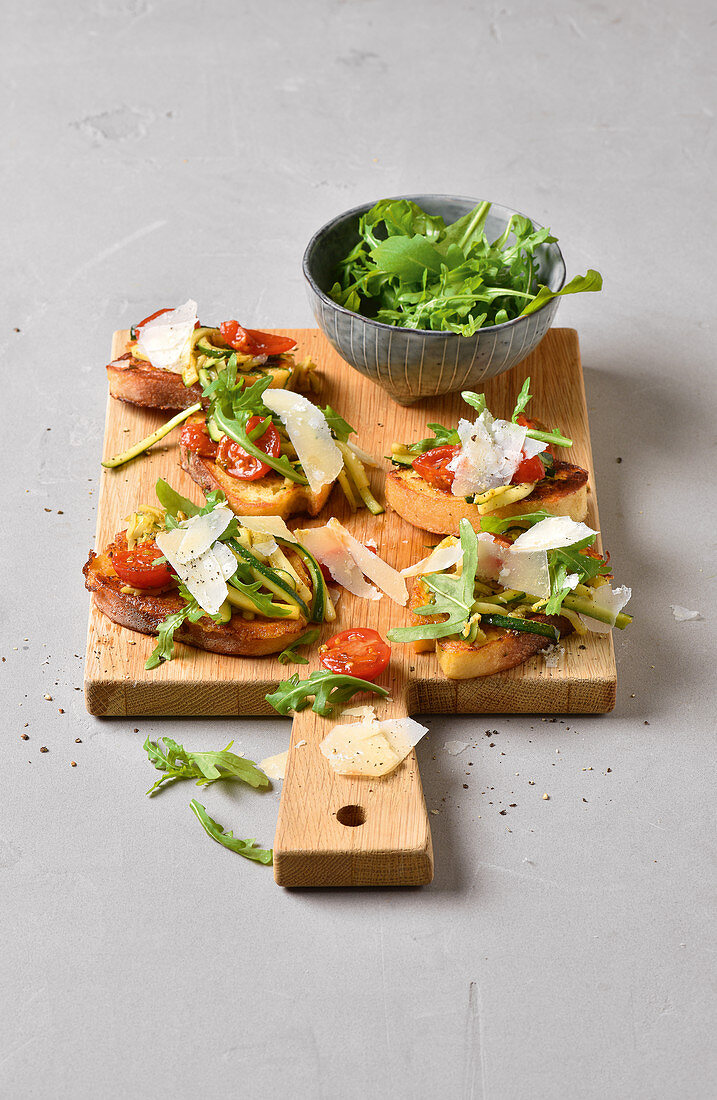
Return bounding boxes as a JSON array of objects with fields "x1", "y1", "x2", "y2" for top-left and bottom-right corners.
[{"x1": 303, "y1": 194, "x2": 565, "y2": 405}]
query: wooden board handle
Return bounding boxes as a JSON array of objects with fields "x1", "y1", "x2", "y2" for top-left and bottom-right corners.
[{"x1": 273, "y1": 708, "x2": 434, "y2": 888}]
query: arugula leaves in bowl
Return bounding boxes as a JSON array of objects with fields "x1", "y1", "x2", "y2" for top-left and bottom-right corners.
[{"x1": 328, "y1": 198, "x2": 601, "y2": 335}]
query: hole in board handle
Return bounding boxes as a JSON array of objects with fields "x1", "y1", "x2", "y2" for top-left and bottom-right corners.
[{"x1": 336, "y1": 804, "x2": 366, "y2": 828}]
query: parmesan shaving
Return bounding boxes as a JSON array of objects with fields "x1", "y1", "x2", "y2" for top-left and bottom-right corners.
[
  {"x1": 237, "y1": 515, "x2": 298, "y2": 544},
  {"x1": 154, "y1": 505, "x2": 235, "y2": 615},
  {"x1": 511, "y1": 516, "x2": 597, "y2": 552},
  {"x1": 262, "y1": 389, "x2": 343, "y2": 494},
  {"x1": 401, "y1": 539, "x2": 463, "y2": 577},
  {"x1": 447, "y1": 410, "x2": 545, "y2": 497},
  {"x1": 258, "y1": 751, "x2": 288, "y2": 781},
  {"x1": 296, "y1": 519, "x2": 408, "y2": 605},
  {"x1": 135, "y1": 299, "x2": 198, "y2": 373},
  {"x1": 320, "y1": 714, "x2": 428, "y2": 777},
  {"x1": 578, "y1": 585, "x2": 632, "y2": 633}
]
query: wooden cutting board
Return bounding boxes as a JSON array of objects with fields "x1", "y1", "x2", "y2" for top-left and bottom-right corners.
[{"x1": 85, "y1": 327, "x2": 615, "y2": 886}]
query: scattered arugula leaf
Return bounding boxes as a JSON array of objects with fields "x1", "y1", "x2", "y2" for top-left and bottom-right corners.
[
  {"x1": 143, "y1": 736, "x2": 269, "y2": 796},
  {"x1": 277, "y1": 627, "x2": 322, "y2": 666},
  {"x1": 265, "y1": 669, "x2": 390, "y2": 717},
  {"x1": 330, "y1": 198, "x2": 601, "y2": 334},
  {"x1": 387, "y1": 520, "x2": 479, "y2": 643},
  {"x1": 189, "y1": 800, "x2": 273, "y2": 864}
]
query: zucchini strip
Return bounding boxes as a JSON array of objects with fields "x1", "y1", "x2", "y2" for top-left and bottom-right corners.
[
  {"x1": 102, "y1": 403, "x2": 202, "y2": 469},
  {"x1": 337, "y1": 469, "x2": 359, "y2": 511},
  {"x1": 227, "y1": 540, "x2": 310, "y2": 619},
  {"x1": 479, "y1": 613, "x2": 559, "y2": 642},
  {"x1": 278, "y1": 539, "x2": 328, "y2": 623},
  {"x1": 337, "y1": 441, "x2": 384, "y2": 514}
]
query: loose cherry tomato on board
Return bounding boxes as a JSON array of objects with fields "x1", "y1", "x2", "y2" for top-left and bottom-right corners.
[
  {"x1": 219, "y1": 320, "x2": 297, "y2": 358},
  {"x1": 113, "y1": 541, "x2": 173, "y2": 589},
  {"x1": 411, "y1": 444, "x2": 460, "y2": 492},
  {"x1": 216, "y1": 415, "x2": 281, "y2": 480},
  {"x1": 511, "y1": 452, "x2": 545, "y2": 484},
  {"x1": 180, "y1": 420, "x2": 218, "y2": 458},
  {"x1": 319, "y1": 628, "x2": 391, "y2": 681}
]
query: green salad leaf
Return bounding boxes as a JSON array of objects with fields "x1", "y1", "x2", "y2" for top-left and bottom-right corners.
[
  {"x1": 143, "y1": 736, "x2": 269, "y2": 796},
  {"x1": 387, "y1": 519, "x2": 478, "y2": 642},
  {"x1": 330, "y1": 198, "x2": 601, "y2": 334},
  {"x1": 321, "y1": 405, "x2": 355, "y2": 443},
  {"x1": 145, "y1": 590, "x2": 208, "y2": 671},
  {"x1": 189, "y1": 800, "x2": 273, "y2": 865},
  {"x1": 265, "y1": 670, "x2": 390, "y2": 717}
]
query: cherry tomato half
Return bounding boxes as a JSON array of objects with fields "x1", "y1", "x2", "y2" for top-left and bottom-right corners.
[
  {"x1": 411, "y1": 444, "x2": 460, "y2": 492},
  {"x1": 318, "y1": 628, "x2": 391, "y2": 681},
  {"x1": 219, "y1": 319, "x2": 297, "y2": 358},
  {"x1": 512, "y1": 452, "x2": 545, "y2": 483},
  {"x1": 180, "y1": 420, "x2": 218, "y2": 458},
  {"x1": 216, "y1": 414, "x2": 281, "y2": 480},
  {"x1": 113, "y1": 541, "x2": 173, "y2": 589}
]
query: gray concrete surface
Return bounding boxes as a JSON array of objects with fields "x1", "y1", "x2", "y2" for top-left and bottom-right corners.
[{"x1": 2, "y1": 1, "x2": 716, "y2": 1097}]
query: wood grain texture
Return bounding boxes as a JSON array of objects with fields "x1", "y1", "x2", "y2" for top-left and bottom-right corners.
[
  {"x1": 85, "y1": 326, "x2": 615, "y2": 718},
  {"x1": 273, "y1": 705, "x2": 434, "y2": 887}
]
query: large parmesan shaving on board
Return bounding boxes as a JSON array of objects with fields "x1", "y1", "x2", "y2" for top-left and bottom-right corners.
[
  {"x1": 401, "y1": 539, "x2": 463, "y2": 577},
  {"x1": 155, "y1": 506, "x2": 235, "y2": 615},
  {"x1": 320, "y1": 714, "x2": 429, "y2": 777},
  {"x1": 261, "y1": 389, "x2": 343, "y2": 494},
  {"x1": 447, "y1": 410, "x2": 546, "y2": 498},
  {"x1": 578, "y1": 585, "x2": 632, "y2": 633},
  {"x1": 296, "y1": 519, "x2": 408, "y2": 605},
  {"x1": 135, "y1": 299, "x2": 198, "y2": 373},
  {"x1": 236, "y1": 515, "x2": 298, "y2": 543},
  {"x1": 511, "y1": 516, "x2": 596, "y2": 552},
  {"x1": 296, "y1": 525, "x2": 381, "y2": 600}
]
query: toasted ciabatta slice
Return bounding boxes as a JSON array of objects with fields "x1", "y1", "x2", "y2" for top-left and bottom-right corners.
[
  {"x1": 83, "y1": 539, "x2": 309, "y2": 657},
  {"x1": 407, "y1": 578, "x2": 572, "y2": 678},
  {"x1": 179, "y1": 414, "x2": 334, "y2": 520},
  {"x1": 107, "y1": 351, "x2": 294, "y2": 411},
  {"x1": 386, "y1": 460, "x2": 588, "y2": 536}
]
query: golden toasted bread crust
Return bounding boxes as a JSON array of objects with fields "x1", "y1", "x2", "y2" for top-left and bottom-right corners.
[
  {"x1": 107, "y1": 351, "x2": 294, "y2": 411},
  {"x1": 386, "y1": 461, "x2": 588, "y2": 535},
  {"x1": 179, "y1": 416, "x2": 334, "y2": 519},
  {"x1": 407, "y1": 577, "x2": 572, "y2": 678},
  {"x1": 83, "y1": 542, "x2": 309, "y2": 657},
  {"x1": 107, "y1": 353, "x2": 203, "y2": 410}
]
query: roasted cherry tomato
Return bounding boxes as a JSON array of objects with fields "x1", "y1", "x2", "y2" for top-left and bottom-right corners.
[
  {"x1": 411, "y1": 444, "x2": 460, "y2": 492},
  {"x1": 180, "y1": 420, "x2": 218, "y2": 458},
  {"x1": 216, "y1": 415, "x2": 281, "y2": 480},
  {"x1": 219, "y1": 320, "x2": 297, "y2": 358},
  {"x1": 112, "y1": 541, "x2": 173, "y2": 589},
  {"x1": 318, "y1": 627, "x2": 391, "y2": 681},
  {"x1": 511, "y1": 452, "x2": 545, "y2": 484}
]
